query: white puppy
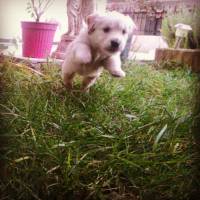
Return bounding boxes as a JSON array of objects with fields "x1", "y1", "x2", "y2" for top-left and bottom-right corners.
[{"x1": 62, "y1": 11, "x2": 136, "y2": 92}]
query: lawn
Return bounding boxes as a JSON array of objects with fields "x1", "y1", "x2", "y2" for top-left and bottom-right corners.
[{"x1": 0, "y1": 59, "x2": 199, "y2": 200}]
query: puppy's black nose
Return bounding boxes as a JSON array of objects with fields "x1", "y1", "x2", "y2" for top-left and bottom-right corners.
[{"x1": 111, "y1": 40, "x2": 120, "y2": 49}]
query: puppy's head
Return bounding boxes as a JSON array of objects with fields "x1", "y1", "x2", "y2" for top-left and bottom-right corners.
[{"x1": 87, "y1": 11, "x2": 137, "y2": 56}]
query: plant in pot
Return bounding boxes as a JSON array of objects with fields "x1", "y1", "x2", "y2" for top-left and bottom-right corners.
[{"x1": 21, "y1": 0, "x2": 58, "y2": 58}]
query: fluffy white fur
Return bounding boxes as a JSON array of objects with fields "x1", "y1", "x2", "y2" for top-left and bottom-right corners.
[{"x1": 62, "y1": 11, "x2": 136, "y2": 92}]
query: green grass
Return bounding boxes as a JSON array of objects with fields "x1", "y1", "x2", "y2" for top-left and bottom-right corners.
[{"x1": 0, "y1": 60, "x2": 199, "y2": 200}]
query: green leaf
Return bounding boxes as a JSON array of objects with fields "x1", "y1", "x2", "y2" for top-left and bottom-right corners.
[
  {"x1": 99, "y1": 134, "x2": 115, "y2": 139},
  {"x1": 153, "y1": 124, "x2": 168, "y2": 150},
  {"x1": 14, "y1": 156, "x2": 30, "y2": 163}
]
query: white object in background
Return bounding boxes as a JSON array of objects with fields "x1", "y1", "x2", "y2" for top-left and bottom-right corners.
[
  {"x1": 174, "y1": 23, "x2": 192, "y2": 49},
  {"x1": 174, "y1": 23, "x2": 192, "y2": 38}
]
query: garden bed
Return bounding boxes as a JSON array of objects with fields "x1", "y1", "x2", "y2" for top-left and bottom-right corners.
[
  {"x1": 0, "y1": 59, "x2": 199, "y2": 200},
  {"x1": 155, "y1": 48, "x2": 200, "y2": 72}
]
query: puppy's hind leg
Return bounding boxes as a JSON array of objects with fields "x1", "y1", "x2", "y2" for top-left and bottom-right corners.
[
  {"x1": 81, "y1": 76, "x2": 98, "y2": 92},
  {"x1": 63, "y1": 72, "x2": 75, "y2": 90}
]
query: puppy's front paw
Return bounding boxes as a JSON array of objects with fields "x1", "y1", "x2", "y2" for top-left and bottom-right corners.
[{"x1": 110, "y1": 70, "x2": 126, "y2": 78}]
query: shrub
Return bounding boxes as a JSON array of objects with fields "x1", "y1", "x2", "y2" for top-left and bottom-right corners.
[
  {"x1": 26, "y1": 0, "x2": 55, "y2": 22},
  {"x1": 161, "y1": 7, "x2": 200, "y2": 48}
]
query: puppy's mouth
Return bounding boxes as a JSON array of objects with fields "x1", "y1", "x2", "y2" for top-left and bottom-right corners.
[{"x1": 106, "y1": 46, "x2": 120, "y2": 53}]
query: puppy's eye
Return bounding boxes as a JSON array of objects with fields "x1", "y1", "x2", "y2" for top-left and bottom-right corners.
[
  {"x1": 122, "y1": 29, "x2": 127, "y2": 34},
  {"x1": 103, "y1": 27, "x2": 110, "y2": 33}
]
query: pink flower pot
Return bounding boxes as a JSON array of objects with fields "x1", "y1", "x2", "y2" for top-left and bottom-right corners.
[{"x1": 21, "y1": 21, "x2": 58, "y2": 58}]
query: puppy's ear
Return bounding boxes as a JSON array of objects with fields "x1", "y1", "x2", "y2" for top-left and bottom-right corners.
[
  {"x1": 126, "y1": 15, "x2": 137, "y2": 35},
  {"x1": 86, "y1": 13, "x2": 99, "y2": 34}
]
